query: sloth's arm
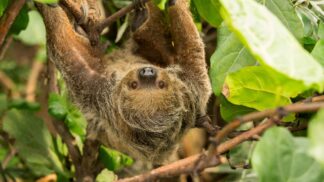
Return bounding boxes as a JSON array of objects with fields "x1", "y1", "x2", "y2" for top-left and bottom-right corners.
[
  {"x1": 132, "y1": 2, "x2": 174, "y2": 66},
  {"x1": 37, "y1": 4, "x2": 109, "y2": 111},
  {"x1": 168, "y1": 0, "x2": 211, "y2": 114},
  {"x1": 169, "y1": 0, "x2": 207, "y2": 77}
]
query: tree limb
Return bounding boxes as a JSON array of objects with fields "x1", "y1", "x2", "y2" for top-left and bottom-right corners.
[
  {"x1": 0, "y1": 71, "x2": 20, "y2": 98},
  {"x1": 0, "y1": 0, "x2": 26, "y2": 47},
  {"x1": 117, "y1": 100, "x2": 324, "y2": 182},
  {"x1": 26, "y1": 61, "x2": 44, "y2": 102}
]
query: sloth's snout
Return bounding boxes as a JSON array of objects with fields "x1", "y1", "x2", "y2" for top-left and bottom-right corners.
[{"x1": 138, "y1": 67, "x2": 157, "y2": 84}]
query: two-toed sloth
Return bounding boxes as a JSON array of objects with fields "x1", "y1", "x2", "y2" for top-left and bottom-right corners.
[{"x1": 38, "y1": 0, "x2": 211, "y2": 164}]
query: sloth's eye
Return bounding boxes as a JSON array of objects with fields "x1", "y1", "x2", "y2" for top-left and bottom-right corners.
[
  {"x1": 130, "y1": 81, "x2": 138, "y2": 89},
  {"x1": 158, "y1": 81, "x2": 166, "y2": 89}
]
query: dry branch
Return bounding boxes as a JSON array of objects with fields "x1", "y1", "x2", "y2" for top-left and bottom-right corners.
[
  {"x1": 97, "y1": 0, "x2": 149, "y2": 32},
  {"x1": 26, "y1": 61, "x2": 44, "y2": 102},
  {"x1": 60, "y1": 0, "x2": 149, "y2": 45},
  {"x1": 0, "y1": 71, "x2": 20, "y2": 98},
  {"x1": 0, "y1": 0, "x2": 26, "y2": 47},
  {"x1": 0, "y1": 36, "x2": 13, "y2": 60},
  {"x1": 117, "y1": 100, "x2": 324, "y2": 182}
]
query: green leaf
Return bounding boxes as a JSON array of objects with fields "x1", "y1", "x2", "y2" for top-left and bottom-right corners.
[
  {"x1": 17, "y1": 10, "x2": 46, "y2": 45},
  {"x1": 65, "y1": 104, "x2": 86, "y2": 139},
  {"x1": 224, "y1": 66, "x2": 306, "y2": 110},
  {"x1": 9, "y1": 99, "x2": 40, "y2": 111},
  {"x1": 261, "y1": 0, "x2": 303, "y2": 41},
  {"x1": 308, "y1": 109, "x2": 324, "y2": 166},
  {"x1": 311, "y1": 40, "x2": 324, "y2": 67},
  {"x1": 0, "y1": 93, "x2": 8, "y2": 116},
  {"x1": 9, "y1": 5, "x2": 29, "y2": 35},
  {"x1": 252, "y1": 127, "x2": 323, "y2": 182},
  {"x1": 318, "y1": 22, "x2": 324, "y2": 40},
  {"x1": 220, "y1": 0, "x2": 324, "y2": 91},
  {"x1": 210, "y1": 24, "x2": 256, "y2": 95},
  {"x1": 0, "y1": 0, "x2": 8, "y2": 16},
  {"x1": 3, "y1": 109, "x2": 66, "y2": 176},
  {"x1": 48, "y1": 93, "x2": 68, "y2": 120},
  {"x1": 99, "y1": 146, "x2": 134, "y2": 171},
  {"x1": 220, "y1": 95, "x2": 255, "y2": 121},
  {"x1": 96, "y1": 169, "x2": 117, "y2": 182},
  {"x1": 153, "y1": 0, "x2": 167, "y2": 10},
  {"x1": 192, "y1": 0, "x2": 222, "y2": 27},
  {"x1": 34, "y1": 0, "x2": 58, "y2": 4}
]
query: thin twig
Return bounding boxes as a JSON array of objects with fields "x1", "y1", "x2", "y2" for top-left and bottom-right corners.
[
  {"x1": 26, "y1": 61, "x2": 44, "y2": 102},
  {"x1": 60, "y1": 0, "x2": 149, "y2": 45},
  {"x1": 0, "y1": 71, "x2": 20, "y2": 98},
  {"x1": 0, "y1": 0, "x2": 26, "y2": 47},
  {"x1": 1, "y1": 144, "x2": 17, "y2": 169},
  {"x1": 0, "y1": 36, "x2": 13, "y2": 60},
  {"x1": 214, "y1": 101, "x2": 324, "y2": 145},
  {"x1": 97, "y1": 0, "x2": 149, "y2": 32}
]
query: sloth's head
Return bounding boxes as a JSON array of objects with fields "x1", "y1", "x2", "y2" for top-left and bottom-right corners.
[{"x1": 115, "y1": 65, "x2": 194, "y2": 133}]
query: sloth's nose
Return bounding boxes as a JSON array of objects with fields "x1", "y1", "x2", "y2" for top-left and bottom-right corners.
[
  {"x1": 139, "y1": 67, "x2": 157, "y2": 78},
  {"x1": 138, "y1": 67, "x2": 157, "y2": 83}
]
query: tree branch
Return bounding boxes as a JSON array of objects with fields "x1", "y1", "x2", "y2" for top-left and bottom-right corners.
[
  {"x1": 117, "y1": 100, "x2": 324, "y2": 182},
  {"x1": 97, "y1": 0, "x2": 149, "y2": 32},
  {"x1": 0, "y1": 71, "x2": 20, "y2": 98},
  {"x1": 0, "y1": 36, "x2": 13, "y2": 60},
  {"x1": 26, "y1": 61, "x2": 44, "y2": 102},
  {"x1": 60, "y1": 0, "x2": 149, "y2": 46},
  {"x1": 0, "y1": 0, "x2": 26, "y2": 47}
]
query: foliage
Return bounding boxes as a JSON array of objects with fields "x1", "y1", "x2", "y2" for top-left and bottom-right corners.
[{"x1": 1, "y1": 0, "x2": 324, "y2": 181}]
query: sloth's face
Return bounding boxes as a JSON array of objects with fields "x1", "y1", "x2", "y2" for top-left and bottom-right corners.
[{"x1": 115, "y1": 65, "x2": 190, "y2": 133}]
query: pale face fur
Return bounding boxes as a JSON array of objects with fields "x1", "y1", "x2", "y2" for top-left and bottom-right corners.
[{"x1": 89, "y1": 60, "x2": 196, "y2": 163}]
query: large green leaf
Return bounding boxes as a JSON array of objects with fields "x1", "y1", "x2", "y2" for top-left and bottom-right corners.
[
  {"x1": 260, "y1": 0, "x2": 303, "y2": 41},
  {"x1": 210, "y1": 24, "x2": 256, "y2": 95},
  {"x1": 308, "y1": 109, "x2": 324, "y2": 166},
  {"x1": 220, "y1": 95, "x2": 255, "y2": 121},
  {"x1": 224, "y1": 66, "x2": 306, "y2": 110},
  {"x1": 192, "y1": 0, "x2": 222, "y2": 27},
  {"x1": 17, "y1": 10, "x2": 46, "y2": 45},
  {"x1": 220, "y1": 0, "x2": 324, "y2": 91},
  {"x1": 252, "y1": 127, "x2": 323, "y2": 182},
  {"x1": 3, "y1": 109, "x2": 66, "y2": 176},
  {"x1": 311, "y1": 40, "x2": 324, "y2": 67}
]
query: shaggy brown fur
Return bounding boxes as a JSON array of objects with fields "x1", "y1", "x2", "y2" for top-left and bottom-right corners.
[{"x1": 38, "y1": 0, "x2": 211, "y2": 164}]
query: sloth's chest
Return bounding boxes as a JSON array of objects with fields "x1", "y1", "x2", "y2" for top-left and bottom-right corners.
[{"x1": 98, "y1": 117, "x2": 190, "y2": 163}]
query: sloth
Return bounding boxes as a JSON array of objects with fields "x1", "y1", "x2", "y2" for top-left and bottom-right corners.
[{"x1": 38, "y1": 0, "x2": 211, "y2": 164}]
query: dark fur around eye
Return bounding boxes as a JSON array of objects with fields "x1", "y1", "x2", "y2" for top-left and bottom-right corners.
[
  {"x1": 158, "y1": 81, "x2": 166, "y2": 89},
  {"x1": 130, "y1": 81, "x2": 138, "y2": 89}
]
